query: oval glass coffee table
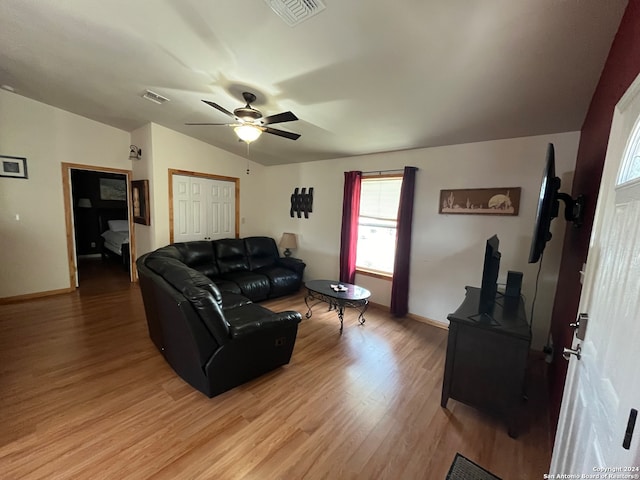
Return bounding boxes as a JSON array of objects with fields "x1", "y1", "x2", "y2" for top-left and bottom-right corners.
[{"x1": 304, "y1": 279, "x2": 371, "y2": 333}]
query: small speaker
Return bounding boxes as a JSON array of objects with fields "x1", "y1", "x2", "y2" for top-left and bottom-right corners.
[{"x1": 505, "y1": 270, "x2": 523, "y2": 297}]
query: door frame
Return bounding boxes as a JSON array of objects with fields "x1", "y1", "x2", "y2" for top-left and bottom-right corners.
[
  {"x1": 62, "y1": 162, "x2": 136, "y2": 287},
  {"x1": 168, "y1": 168, "x2": 240, "y2": 243}
]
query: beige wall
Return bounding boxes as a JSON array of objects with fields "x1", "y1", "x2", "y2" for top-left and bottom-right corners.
[
  {"x1": 255, "y1": 132, "x2": 581, "y2": 349},
  {"x1": 130, "y1": 123, "x2": 154, "y2": 256},
  {"x1": 139, "y1": 123, "x2": 266, "y2": 255},
  {"x1": 0, "y1": 90, "x2": 130, "y2": 298}
]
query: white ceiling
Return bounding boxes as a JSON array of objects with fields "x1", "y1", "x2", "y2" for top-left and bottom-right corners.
[{"x1": 0, "y1": 0, "x2": 628, "y2": 166}]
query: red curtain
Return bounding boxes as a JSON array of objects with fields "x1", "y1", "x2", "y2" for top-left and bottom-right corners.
[
  {"x1": 390, "y1": 166, "x2": 417, "y2": 316},
  {"x1": 339, "y1": 171, "x2": 362, "y2": 283}
]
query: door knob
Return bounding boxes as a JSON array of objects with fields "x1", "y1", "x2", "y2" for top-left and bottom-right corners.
[{"x1": 563, "y1": 345, "x2": 582, "y2": 361}]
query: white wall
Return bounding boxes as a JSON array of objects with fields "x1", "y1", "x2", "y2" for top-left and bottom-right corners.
[
  {"x1": 255, "y1": 132, "x2": 581, "y2": 349},
  {"x1": 0, "y1": 90, "x2": 130, "y2": 298}
]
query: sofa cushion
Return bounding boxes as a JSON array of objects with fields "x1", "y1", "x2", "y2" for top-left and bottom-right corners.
[
  {"x1": 245, "y1": 236, "x2": 279, "y2": 270},
  {"x1": 209, "y1": 278, "x2": 242, "y2": 295},
  {"x1": 224, "y1": 303, "x2": 302, "y2": 338},
  {"x1": 215, "y1": 238, "x2": 249, "y2": 274},
  {"x1": 222, "y1": 271, "x2": 271, "y2": 301},
  {"x1": 173, "y1": 241, "x2": 220, "y2": 277},
  {"x1": 254, "y1": 266, "x2": 301, "y2": 297}
]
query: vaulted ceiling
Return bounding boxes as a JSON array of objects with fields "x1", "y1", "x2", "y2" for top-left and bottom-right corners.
[{"x1": 0, "y1": 0, "x2": 628, "y2": 165}]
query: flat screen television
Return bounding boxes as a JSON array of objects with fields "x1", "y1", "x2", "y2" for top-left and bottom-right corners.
[
  {"x1": 479, "y1": 234, "x2": 501, "y2": 317},
  {"x1": 528, "y1": 144, "x2": 561, "y2": 263}
]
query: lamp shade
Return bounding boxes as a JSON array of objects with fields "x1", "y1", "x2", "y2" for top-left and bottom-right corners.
[
  {"x1": 234, "y1": 125, "x2": 262, "y2": 143},
  {"x1": 77, "y1": 198, "x2": 92, "y2": 208},
  {"x1": 279, "y1": 232, "x2": 298, "y2": 249}
]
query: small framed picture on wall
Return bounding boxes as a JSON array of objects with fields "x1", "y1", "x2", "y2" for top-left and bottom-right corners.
[
  {"x1": 0, "y1": 155, "x2": 28, "y2": 179},
  {"x1": 132, "y1": 179, "x2": 151, "y2": 225}
]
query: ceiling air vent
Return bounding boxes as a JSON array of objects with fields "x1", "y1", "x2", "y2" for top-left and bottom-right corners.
[
  {"x1": 142, "y1": 89, "x2": 170, "y2": 105},
  {"x1": 264, "y1": 0, "x2": 326, "y2": 27}
]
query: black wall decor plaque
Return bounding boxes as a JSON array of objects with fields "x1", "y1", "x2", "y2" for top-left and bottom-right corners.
[{"x1": 290, "y1": 187, "x2": 313, "y2": 218}]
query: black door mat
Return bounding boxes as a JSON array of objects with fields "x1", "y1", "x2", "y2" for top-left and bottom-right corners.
[{"x1": 446, "y1": 453, "x2": 502, "y2": 480}]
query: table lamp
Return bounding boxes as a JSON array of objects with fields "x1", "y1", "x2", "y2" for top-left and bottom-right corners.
[{"x1": 279, "y1": 232, "x2": 298, "y2": 257}]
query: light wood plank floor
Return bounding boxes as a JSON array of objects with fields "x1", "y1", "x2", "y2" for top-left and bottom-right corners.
[{"x1": 0, "y1": 259, "x2": 552, "y2": 479}]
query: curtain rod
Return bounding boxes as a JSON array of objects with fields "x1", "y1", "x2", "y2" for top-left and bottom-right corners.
[{"x1": 361, "y1": 167, "x2": 418, "y2": 175}]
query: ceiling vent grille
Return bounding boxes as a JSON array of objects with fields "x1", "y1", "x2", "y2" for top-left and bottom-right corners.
[
  {"x1": 142, "y1": 89, "x2": 170, "y2": 105},
  {"x1": 264, "y1": 0, "x2": 326, "y2": 27}
]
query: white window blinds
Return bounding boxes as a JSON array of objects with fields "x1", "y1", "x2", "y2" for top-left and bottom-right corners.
[{"x1": 359, "y1": 178, "x2": 402, "y2": 221}]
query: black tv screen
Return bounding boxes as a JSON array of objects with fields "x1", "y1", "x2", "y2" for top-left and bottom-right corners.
[
  {"x1": 528, "y1": 143, "x2": 561, "y2": 263},
  {"x1": 479, "y1": 234, "x2": 501, "y2": 315}
]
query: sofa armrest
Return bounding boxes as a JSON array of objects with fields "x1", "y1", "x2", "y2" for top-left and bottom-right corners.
[
  {"x1": 277, "y1": 257, "x2": 306, "y2": 276},
  {"x1": 226, "y1": 303, "x2": 302, "y2": 339},
  {"x1": 182, "y1": 286, "x2": 230, "y2": 345}
]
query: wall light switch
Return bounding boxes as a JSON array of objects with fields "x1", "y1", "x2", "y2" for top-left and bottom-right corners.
[{"x1": 15, "y1": 214, "x2": 20, "y2": 221}]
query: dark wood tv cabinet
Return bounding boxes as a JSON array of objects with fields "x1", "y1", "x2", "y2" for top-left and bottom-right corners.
[{"x1": 441, "y1": 286, "x2": 531, "y2": 438}]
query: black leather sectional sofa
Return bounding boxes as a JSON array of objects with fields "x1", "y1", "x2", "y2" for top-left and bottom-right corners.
[{"x1": 136, "y1": 236, "x2": 306, "y2": 397}]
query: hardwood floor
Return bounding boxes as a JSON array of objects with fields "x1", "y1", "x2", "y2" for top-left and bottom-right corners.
[{"x1": 0, "y1": 264, "x2": 552, "y2": 479}]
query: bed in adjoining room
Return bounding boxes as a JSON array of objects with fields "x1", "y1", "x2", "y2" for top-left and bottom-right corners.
[{"x1": 99, "y1": 217, "x2": 130, "y2": 272}]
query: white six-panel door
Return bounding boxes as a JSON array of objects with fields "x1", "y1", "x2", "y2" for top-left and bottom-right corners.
[{"x1": 172, "y1": 174, "x2": 236, "y2": 242}]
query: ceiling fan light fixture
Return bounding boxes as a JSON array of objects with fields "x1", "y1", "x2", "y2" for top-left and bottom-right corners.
[{"x1": 234, "y1": 125, "x2": 262, "y2": 143}]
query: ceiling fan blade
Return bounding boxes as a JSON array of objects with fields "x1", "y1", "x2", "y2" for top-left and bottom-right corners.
[
  {"x1": 185, "y1": 122, "x2": 230, "y2": 125},
  {"x1": 202, "y1": 100, "x2": 235, "y2": 119},
  {"x1": 264, "y1": 127, "x2": 301, "y2": 140},
  {"x1": 261, "y1": 111, "x2": 298, "y2": 125}
]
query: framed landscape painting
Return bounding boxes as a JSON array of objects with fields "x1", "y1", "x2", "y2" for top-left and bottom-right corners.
[
  {"x1": 439, "y1": 187, "x2": 521, "y2": 216},
  {"x1": 99, "y1": 177, "x2": 127, "y2": 201}
]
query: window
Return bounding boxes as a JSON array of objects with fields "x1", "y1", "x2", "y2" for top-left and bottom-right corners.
[
  {"x1": 617, "y1": 114, "x2": 640, "y2": 185},
  {"x1": 356, "y1": 175, "x2": 403, "y2": 276}
]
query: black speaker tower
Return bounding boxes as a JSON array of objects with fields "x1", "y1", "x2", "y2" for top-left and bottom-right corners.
[{"x1": 505, "y1": 271, "x2": 523, "y2": 297}]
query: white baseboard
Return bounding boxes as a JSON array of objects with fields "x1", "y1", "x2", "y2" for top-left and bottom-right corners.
[{"x1": 368, "y1": 301, "x2": 449, "y2": 331}]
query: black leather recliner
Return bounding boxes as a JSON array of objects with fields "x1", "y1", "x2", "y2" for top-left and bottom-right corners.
[{"x1": 136, "y1": 236, "x2": 305, "y2": 397}]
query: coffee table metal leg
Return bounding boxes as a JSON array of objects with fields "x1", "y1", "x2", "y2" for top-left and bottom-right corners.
[
  {"x1": 357, "y1": 300, "x2": 368, "y2": 326},
  {"x1": 338, "y1": 306, "x2": 345, "y2": 333},
  {"x1": 304, "y1": 292, "x2": 313, "y2": 318}
]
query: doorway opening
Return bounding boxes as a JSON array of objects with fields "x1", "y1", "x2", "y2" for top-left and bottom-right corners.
[{"x1": 62, "y1": 163, "x2": 136, "y2": 291}]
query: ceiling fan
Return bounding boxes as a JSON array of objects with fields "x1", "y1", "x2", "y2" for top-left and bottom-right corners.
[{"x1": 186, "y1": 92, "x2": 301, "y2": 143}]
